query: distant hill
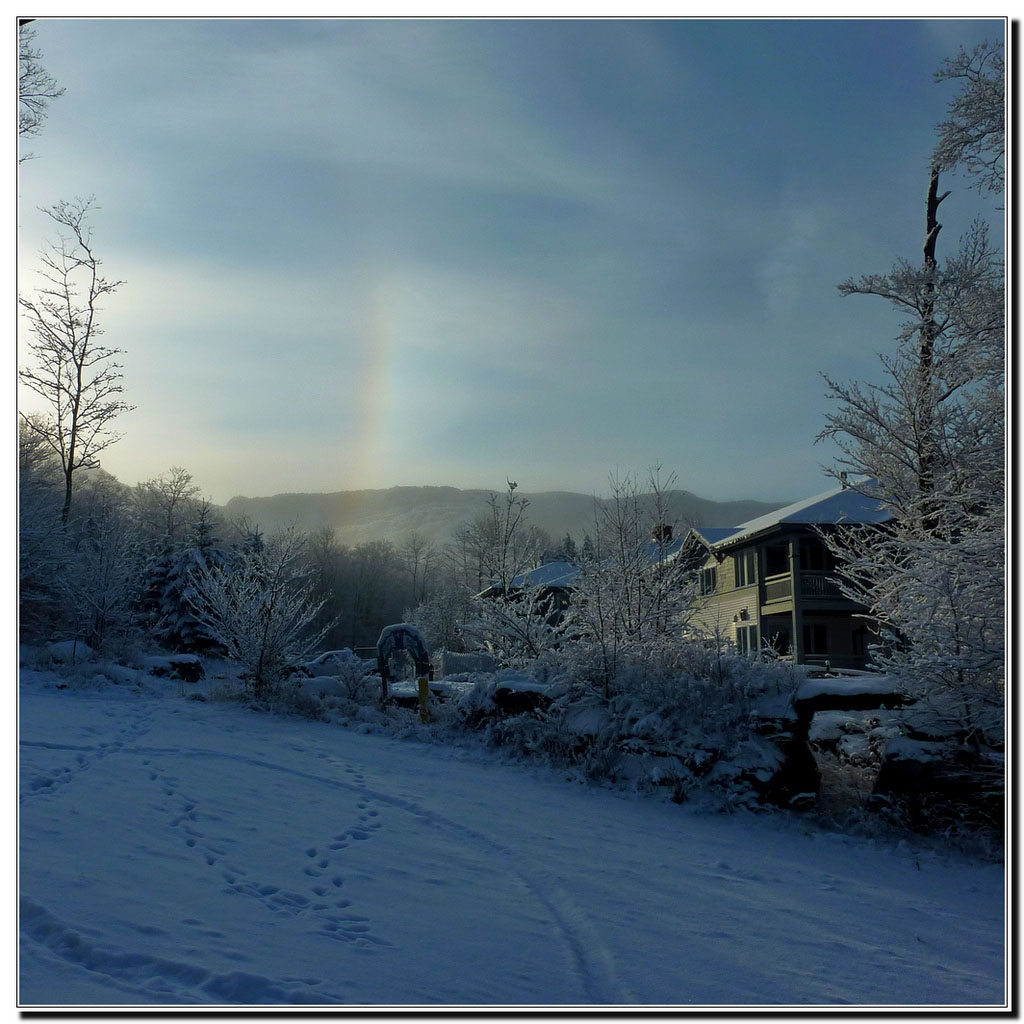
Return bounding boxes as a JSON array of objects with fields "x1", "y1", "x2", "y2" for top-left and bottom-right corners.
[{"x1": 221, "y1": 486, "x2": 788, "y2": 549}]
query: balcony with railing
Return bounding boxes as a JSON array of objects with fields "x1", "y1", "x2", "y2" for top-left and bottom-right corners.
[
  {"x1": 762, "y1": 571, "x2": 844, "y2": 605},
  {"x1": 800, "y1": 572, "x2": 844, "y2": 599}
]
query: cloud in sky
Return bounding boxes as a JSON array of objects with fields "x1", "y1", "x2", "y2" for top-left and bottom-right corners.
[{"x1": 17, "y1": 17, "x2": 1004, "y2": 505}]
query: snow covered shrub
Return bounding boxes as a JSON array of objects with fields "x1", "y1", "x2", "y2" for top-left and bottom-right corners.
[
  {"x1": 463, "y1": 638, "x2": 807, "y2": 806},
  {"x1": 188, "y1": 527, "x2": 330, "y2": 699},
  {"x1": 58, "y1": 475, "x2": 147, "y2": 657},
  {"x1": 464, "y1": 584, "x2": 566, "y2": 668},
  {"x1": 18, "y1": 419, "x2": 66, "y2": 640},
  {"x1": 870, "y1": 735, "x2": 1004, "y2": 844},
  {"x1": 827, "y1": 508, "x2": 1004, "y2": 750},
  {"x1": 455, "y1": 673, "x2": 500, "y2": 729},
  {"x1": 408, "y1": 578, "x2": 473, "y2": 654},
  {"x1": 330, "y1": 650, "x2": 378, "y2": 701}
]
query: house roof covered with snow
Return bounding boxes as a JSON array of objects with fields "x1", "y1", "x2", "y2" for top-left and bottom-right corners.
[
  {"x1": 497, "y1": 538, "x2": 689, "y2": 595},
  {"x1": 688, "y1": 526, "x2": 742, "y2": 547},
  {"x1": 711, "y1": 479, "x2": 890, "y2": 549},
  {"x1": 508, "y1": 561, "x2": 580, "y2": 590},
  {"x1": 639, "y1": 536, "x2": 687, "y2": 563}
]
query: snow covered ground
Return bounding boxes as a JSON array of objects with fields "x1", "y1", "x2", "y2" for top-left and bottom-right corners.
[{"x1": 19, "y1": 662, "x2": 1006, "y2": 1009}]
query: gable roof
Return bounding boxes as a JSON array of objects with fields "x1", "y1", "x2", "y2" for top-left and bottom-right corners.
[
  {"x1": 689, "y1": 526, "x2": 743, "y2": 546},
  {"x1": 500, "y1": 537, "x2": 689, "y2": 595},
  {"x1": 714, "y1": 479, "x2": 891, "y2": 549},
  {"x1": 508, "y1": 560, "x2": 580, "y2": 589},
  {"x1": 640, "y1": 536, "x2": 687, "y2": 563}
]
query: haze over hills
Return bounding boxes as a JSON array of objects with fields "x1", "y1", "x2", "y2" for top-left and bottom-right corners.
[{"x1": 221, "y1": 486, "x2": 790, "y2": 549}]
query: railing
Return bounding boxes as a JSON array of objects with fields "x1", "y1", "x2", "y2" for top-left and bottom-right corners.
[
  {"x1": 763, "y1": 573, "x2": 792, "y2": 602},
  {"x1": 799, "y1": 572, "x2": 843, "y2": 599},
  {"x1": 762, "y1": 572, "x2": 843, "y2": 603}
]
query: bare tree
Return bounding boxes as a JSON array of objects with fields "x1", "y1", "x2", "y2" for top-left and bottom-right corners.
[
  {"x1": 18, "y1": 21, "x2": 64, "y2": 160},
  {"x1": 303, "y1": 524, "x2": 347, "y2": 649},
  {"x1": 452, "y1": 481, "x2": 546, "y2": 595},
  {"x1": 133, "y1": 466, "x2": 201, "y2": 544},
  {"x1": 19, "y1": 198, "x2": 133, "y2": 525},
  {"x1": 398, "y1": 530, "x2": 437, "y2": 605}
]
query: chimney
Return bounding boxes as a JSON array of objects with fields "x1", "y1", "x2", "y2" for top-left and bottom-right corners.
[
  {"x1": 839, "y1": 472, "x2": 849, "y2": 489},
  {"x1": 653, "y1": 523, "x2": 673, "y2": 544}
]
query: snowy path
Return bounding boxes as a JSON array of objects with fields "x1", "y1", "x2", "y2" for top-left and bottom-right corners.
[{"x1": 19, "y1": 683, "x2": 1005, "y2": 1007}]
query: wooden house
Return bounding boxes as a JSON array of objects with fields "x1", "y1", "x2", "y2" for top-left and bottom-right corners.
[{"x1": 684, "y1": 481, "x2": 891, "y2": 670}]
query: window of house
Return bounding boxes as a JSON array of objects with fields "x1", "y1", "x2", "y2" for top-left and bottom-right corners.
[
  {"x1": 764, "y1": 544, "x2": 788, "y2": 576},
  {"x1": 699, "y1": 566, "x2": 717, "y2": 596},
  {"x1": 799, "y1": 538, "x2": 828, "y2": 572},
  {"x1": 736, "y1": 624, "x2": 759, "y2": 655},
  {"x1": 734, "y1": 549, "x2": 757, "y2": 588},
  {"x1": 852, "y1": 628, "x2": 866, "y2": 658},
  {"x1": 803, "y1": 623, "x2": 828, "y2": 655}
]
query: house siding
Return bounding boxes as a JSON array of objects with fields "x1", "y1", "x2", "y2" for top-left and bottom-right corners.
[{"x1": 690, "y1": 550, "x2": 762, "y2": 644}]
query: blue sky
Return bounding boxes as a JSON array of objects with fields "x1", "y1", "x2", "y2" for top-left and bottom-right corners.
[{"x1": 17, "y1": 17, "x2": 1004, "y2": 505}]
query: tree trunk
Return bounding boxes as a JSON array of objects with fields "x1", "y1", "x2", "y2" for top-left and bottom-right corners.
[{"x1": 918, "y1": 167, "x2": 950, "y2": 501}]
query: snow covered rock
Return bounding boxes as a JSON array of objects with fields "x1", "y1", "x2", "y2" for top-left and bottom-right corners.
[
  {"x1": 494, "y1": 686, "x2": 552, "y2": 716},
  {"x1": 47, "y1": 640, "x2": 94, "y2": 664},
  {"x1": 794, "y1": 675, "x2": 911, "y2": 728},
  {"x1": 808, "y1": 710, "x2": 902, "y2": 766},
  {"x1": 297, "y1": 675, "x2": 348, "y2": 699},
  {"x1": 141, "y1": 654, "x2": 205, "y2": 683},
  {"x1": 99, "y1": 663, "x2": 142, "y2": 687},
  {"x1": 872, "y1": 737, "x2": 1004, "y2": 833}
]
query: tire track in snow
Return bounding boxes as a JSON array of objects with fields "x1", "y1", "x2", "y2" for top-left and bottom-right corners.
[
  {"x1": 378, "y1": 798, "x2": 637, "y2": 1005},
  {"x1": 110, "y1": 743, "x2": 635, "y2": 1004}
]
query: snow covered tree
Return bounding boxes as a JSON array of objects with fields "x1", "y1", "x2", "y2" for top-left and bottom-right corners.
[
  {"x1": 59, "y1": 472, "x2": 145, "y2": 655},
  {"x1": 933, "y1": 41, "x2": 1004, "y2": 197},
  {"x1": 301, "y1": 525, "x2": 348, "y2": 650},
  {"x1": 541, "y1": 532, "x2": 578, "y2": 564},
  {"x1": 19, "y1": 198, "x2": 132, "y2": 525},
  {"x1": 465, "y1": 583, "x2": 566, "y2": 667},
  {"x1": 19, "y1": 416, "x2": 66, "y2": 638},
  {"x1": 819, "y1": 42, "x2": 1005, "y2": 748},
  {"x1": 565, "y1": 469, "x2": 697, "y2": 696},
  {"x1": 140, "y1": 500, "x2": 231, "y2": 653},
  {"x1": 444, "y1": 481, "x2": 558, "y2": 665},
  {"x1": 188, "y1": 527, "x2": 330, "y2": 697},
  {"x1": 340, "y1": 540, "x2": 405, "y2": 649},
  {"x1": 406, "y1": 575, "x2": 472, "y2": 654}
]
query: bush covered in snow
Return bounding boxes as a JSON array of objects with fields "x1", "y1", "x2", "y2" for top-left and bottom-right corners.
[
  {"x1": 449, "y1": 644, "x2": 808, "y2": 808},
  {"x1": 187, "y1": 528, "x2": 330, "y2": 699}
]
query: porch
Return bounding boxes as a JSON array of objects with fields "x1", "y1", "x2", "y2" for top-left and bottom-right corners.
[
  {"x1": 760, "y1": 610, "x2": 870, "y2": 671},
  {"x1": 762, "y1": 571, "x2": 846, "y2": 604}
]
